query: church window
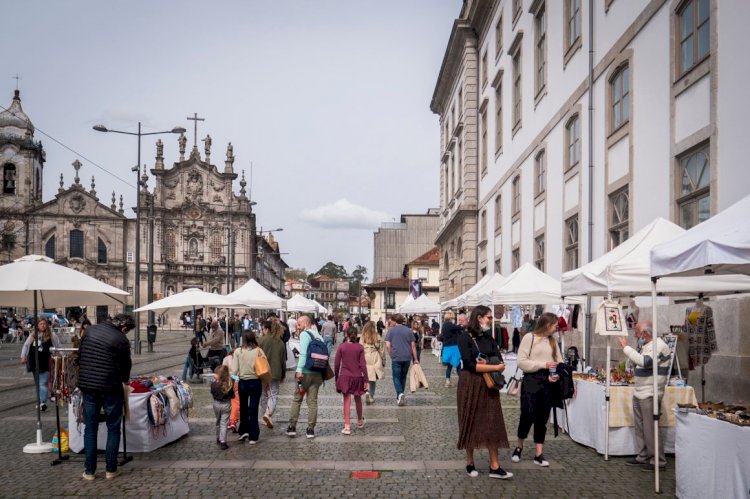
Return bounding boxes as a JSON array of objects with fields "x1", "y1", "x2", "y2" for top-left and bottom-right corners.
[
  {"x1": 70, "y1": 230, "x2": 84, "y2": 259},
  {"x1": 45, "y1": 235, "x2": 56, "y2": 260},
  {"x1": 3, "y1": 164, "x2": 16, "y2": 195},
  {"x1": 165, "y1": 229, "x2": 176, "y2": 260},
  {"x1": 98, "y1": 238, "x2": 108, "y2": 264},
  {"x1": 188, "y1": 238, "x2": 199, "y2": 258},
  {"x1": 35, "y1": 169, "x2": 40, "y2": 198},
  {"x1": 210, "y1": 231, "x2": 222, "y2": 261}
]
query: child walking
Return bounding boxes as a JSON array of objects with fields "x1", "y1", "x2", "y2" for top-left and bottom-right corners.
[
  {"x1": 211, "y1": 365, "x2": 235, "y2": 450},
  {"x1": 334, "y1": 328, "x2": 369, "y2": 435}
]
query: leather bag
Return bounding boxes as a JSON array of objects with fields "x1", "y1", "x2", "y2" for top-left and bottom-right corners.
[{"x1": 254, "y1": 348, "x2": 272, "y2": 384}]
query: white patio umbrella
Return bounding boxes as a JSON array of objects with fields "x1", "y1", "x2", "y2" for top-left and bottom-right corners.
[
  {"x1": 0, "y1": 255, "x2": 129, "y2": 454},
  {"x1": 398, "y1": 294, "x2": 442, "y2": 314},
  {"x1": 225, "y1": 279, "x2": 285, "y2": 309},
  {"x1": 285, "y1": 295, "x2": 318, "y2": 313},
  {"x1": 134, "y1": 288, "x2": 235, "y2": 314}
]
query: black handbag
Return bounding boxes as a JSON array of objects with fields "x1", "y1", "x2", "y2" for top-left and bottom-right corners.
[{"x1": 479, "y1": 354, "x2": 506, "y2": 390}]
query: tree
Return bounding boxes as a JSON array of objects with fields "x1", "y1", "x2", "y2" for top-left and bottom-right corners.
[
  {"x1": 351, "y1": 265, "x2": 367, "y2": 283},
  {"x1": 314, "y1": 262, "x2": 349, "y2": 279}
]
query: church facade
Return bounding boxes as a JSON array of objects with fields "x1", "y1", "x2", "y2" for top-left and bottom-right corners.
[{"x1": 0, "y1": 90, "x2": 258, "y2": 320}]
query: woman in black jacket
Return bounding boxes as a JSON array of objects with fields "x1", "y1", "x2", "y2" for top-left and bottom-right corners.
[{"x1": 456, "y1": 305, "x2": 512, "y2": 479}]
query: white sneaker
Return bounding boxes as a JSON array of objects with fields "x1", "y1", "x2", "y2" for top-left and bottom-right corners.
[
  {"x1": 445, "y1": 379, "x2": 451, "y2": 387},
  {"x1": 533, "y1": 454, "x2": 549, "y2": 467},
  {"x1": 397, "y1": 393, "x2": 405, "y2": 406}
]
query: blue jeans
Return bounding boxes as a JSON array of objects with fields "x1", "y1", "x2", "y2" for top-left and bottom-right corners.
[
  {"x1": 33, "y1": 370, "x2": 49, "y2": 403},
  {"x1": 391, "y1": 360, "x2": 410, "y2": 398},
  {"x1": 323, "y1": 336, "x2": 334, "y2": 355},
  {"x1": 238, "y1": 379, "x2": 262, "y2": 441},
  {"x1": 83, "y1": 391, "x2": 124, "y2": 474},
  {"x1": 445, "y1": 364, "x2": 461, "y2": 380},
  {"x1": 182, "y1": 355, "x2": 195, "y2": 381}
]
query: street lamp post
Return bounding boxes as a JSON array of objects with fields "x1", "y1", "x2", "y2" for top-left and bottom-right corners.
[{"x1": 93, "y1": 122, "x2": 185, "y2": 354}]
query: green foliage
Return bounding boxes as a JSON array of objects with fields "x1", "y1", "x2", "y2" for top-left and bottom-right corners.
[
  {"x1": 285, "y1": 267, "x2": 308, "y2": 280},
  {"x1": 314, "y1": 262, "x2": 349, "y2": 279}
]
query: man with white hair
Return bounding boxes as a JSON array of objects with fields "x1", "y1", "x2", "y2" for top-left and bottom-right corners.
[
  {"x1": 286, "y1": 314, "x2": 324, "y2": 439},
  {"x1": 617, "y1": 320, "x2": 671, "y2": 470}
]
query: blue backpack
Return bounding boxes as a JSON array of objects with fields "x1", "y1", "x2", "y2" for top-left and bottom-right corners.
[{"x1": 304, "y1": 331, "x2": 329, "y2": 373}]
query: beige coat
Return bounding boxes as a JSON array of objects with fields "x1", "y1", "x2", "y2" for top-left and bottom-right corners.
[
  {"x1": 409, "y1": 363, "x2": 429, "y2": 393},
  {"x1": 363, "y1": 339, "x2": 385, "y2": 381}
]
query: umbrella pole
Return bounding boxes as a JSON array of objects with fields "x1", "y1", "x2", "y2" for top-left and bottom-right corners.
[
  {"x1": 605, "y1": 339, "x2": 611, "y2": 461},
  {"x1": 651, "y1": 280, "x2": 660, "y2": 493},
  {"x1": 23, "y1": 290, "x2": 53, "y2": 453}
]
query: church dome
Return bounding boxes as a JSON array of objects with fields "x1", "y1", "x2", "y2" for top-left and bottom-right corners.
[{"x1": 0, "y1": 90, "x2": 34, "y2": 137}]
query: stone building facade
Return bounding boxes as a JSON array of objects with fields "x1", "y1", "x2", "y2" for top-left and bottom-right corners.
[{"x1": 0, "y1": 90, "x2": 259, "y2": 319}]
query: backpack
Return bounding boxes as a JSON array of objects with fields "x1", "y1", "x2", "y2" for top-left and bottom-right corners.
[
  {"x1": 556, "y1": 362, "x2": 575, "y2": 400},
  {"x1": 304, "y1": 331, "x2": 329, "y2": 374}
]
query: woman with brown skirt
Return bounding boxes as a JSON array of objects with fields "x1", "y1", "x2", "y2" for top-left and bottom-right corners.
[{"x1": 456, "y1": 305, "x2": 513, "y2": 479}]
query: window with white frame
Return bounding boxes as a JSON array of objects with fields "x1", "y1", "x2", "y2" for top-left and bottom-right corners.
[
  {"x1": 566, "y1": 114, "x2": 580, "y2": 170},
  {"x1": 535, "y1": 3, "x2": 547, "y2": 95},
  {"x1": 495, "y1": 14, "x2": 503, "y2": 56},
  {"x1": 480, "y1": 110, "x2": 488, "y2": 175},
  {"x1": 677, "y1": 0, "x2": 709, "y2": 75},
  {"x1": 565, "y1": 215, "x2": 579, "y2": 271},
  {"x1": 512, "y1": 47, "x2": 522, "y2": 130},
  {"x1": 512, "y1": 175, "x2": 521, "y2": 216},
  {"x1": 611, "y1": 65, "x2": 630, "y2": 131},
  {"x1": 481, "y1": 51, "x2": 488, "y2": 88},
  {"x1": 481, "y1": 210, "x2": 487, "y2": 242},
  {"x1": 565, "y1": 0, "x2": 581, "y2": 50},
  {"x1": 535, "y1": 150, "x2": 546, "y2": 196},
  {"x1": 677, "y1": 143, "x2": 710, "y2": 229},
  {"x1": 534, "y1": 235, "x2": 545, "y2": 271},
  {"x1": 512, "y1": 248, "x2": 520, "y2": 271},
  {"x1": 494, "y1": 194, "x2": 502, "y2": 231},
  {"x1": 495, "y1": 83, "x2": 503, "y2": 153},
  {"x1": 609, "y1": 187, "x2": 630, "y2": 248}
]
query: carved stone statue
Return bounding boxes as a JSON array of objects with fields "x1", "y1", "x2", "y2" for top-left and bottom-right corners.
[
  {"x1": 226, "y1": 142, "x2": 234, "y2": 162},
  {"x1": 156, "y1": 139, "x2": 164, "y2": 158},
  {"x1": 178, "y1": 133, "x2": 187, "y2": 159},
  {"x1": 203, "y1": 134, "x2": 212, "y2": 157}
]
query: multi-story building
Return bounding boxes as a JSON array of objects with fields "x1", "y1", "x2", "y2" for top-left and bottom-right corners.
[
  {"x1": 372, "y1": 209, "x2": 440, "y2": 284},
  {"x1": 434, "y1": 0, "x2": 747, "y2": 284},
  {"x1": 255, "y1": 233, "x2": 288, "y2": 297},
  {"x1": 433, "y1": 0, "x2": 750, "y2": 399},
  {"x1": 312, "y1": 275, "x2": 349, "y2": 315}
]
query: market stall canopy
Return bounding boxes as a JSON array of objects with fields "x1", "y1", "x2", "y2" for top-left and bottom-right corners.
[
  {"x1": 225, "y1": 278, "x2": 285, "y2": 309},
  {"x1": 397, "y1": 293, "x2": 442, "y2": 314},
  {"x1": 651, "y1": 194, "x2": 750, "y2": 278},
  {"x1": 0, "y1": 254, "x2": 129, "y2": 307},
  {"x1": 487, "y1": 263, "x2": 585, "y2": 304},
  {"x1": 285, "y1": 294, "x2": 318, "y2": 313},
  {"x1": 311, "y1": 299, "x2": 328, "y2": 314},
  {"x1": 459, "y1": 272, "x2": 506, "y2": 307},
  {"x1": 562, "y1": 217, "x2": 750, "y2": 296},
  {"x1": 442, "y1": 273, "x2": 493, "y2": 310},
  {"x1": 134, "y1": 288, "x2": 235, "y2": 313}
]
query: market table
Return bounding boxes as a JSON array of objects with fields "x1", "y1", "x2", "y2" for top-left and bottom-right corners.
[
  {"x1": 554, "y1": 379, "x2": 697, "y2": 455},
  {"x1": 500, "y1": 354, "x2": 517, "y2": 393},
  {"x1": 675, "y1": 411, "x2": 750, "y2": 499},
  {"x1": 68, "y1": 388, "x2": 190, "y2": 453}
]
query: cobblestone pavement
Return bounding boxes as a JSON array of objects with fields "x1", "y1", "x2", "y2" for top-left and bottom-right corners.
[{"x1": 0, "y1": 332, "x2": 677, "y2": 498}]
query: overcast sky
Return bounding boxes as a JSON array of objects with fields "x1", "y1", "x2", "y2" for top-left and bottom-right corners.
[{"x1": 2, "y1": 1, "x2": 460, "y2": 279}]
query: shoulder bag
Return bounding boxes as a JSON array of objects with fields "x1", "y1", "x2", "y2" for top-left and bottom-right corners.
[
  {"x1": 473, "y1": 337, "x2": 506, "y2": 391},
  {"x1": 254, "y1": 347, "x2": 272, "y2": 384},
  {"x1": 506, "y1": 335, "x2": 535, "y2": 398}
]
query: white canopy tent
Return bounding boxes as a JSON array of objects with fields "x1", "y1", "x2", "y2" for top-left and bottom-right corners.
[
  {"x1": 285, "y1": 295, "x2": 319, "y2": 313},
  {"x1": 651, "y1": 194, "x2": 750, "y2": 278},
  {"x1": 459, "y1": 272, "x2": 506, "y2": 307},
  {"x1": 134, "y1": 288, "x2": 235, "y2": 314},
  {"x1": 311, "y1": 299, "x2": 328, "y2": 315},
  {"x1": 647, "y1": 197, "x2": 750, "y2": 493},
  {"x1": 225, "y1": 279, "x2": 285, "y2": 310},
  {"x1": 487, "y1": 263, "x2": 584, "y2": 305},
  {"x1": 397, "y1": 294, "x2": 442, "y2": 314},
  {"x1": 562, "y1": 218, "x2": 750, "y2": 296},
  {"x1": 442, "y1": 273, "x2": 493, "y2": 310}
]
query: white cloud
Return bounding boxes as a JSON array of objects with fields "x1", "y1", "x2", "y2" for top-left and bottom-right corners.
[{"x1": 299, "y1": 199, "x2": 389, "y2": 230}]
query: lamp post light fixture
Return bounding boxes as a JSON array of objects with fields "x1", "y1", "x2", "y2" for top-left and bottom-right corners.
[{"x1": 93, "y1": 122, "x2": 185, "y2": 354}]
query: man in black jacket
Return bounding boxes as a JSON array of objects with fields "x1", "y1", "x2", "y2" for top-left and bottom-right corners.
[{"x1": 78, "y1": 314, "x2": 134, "y2": 481}]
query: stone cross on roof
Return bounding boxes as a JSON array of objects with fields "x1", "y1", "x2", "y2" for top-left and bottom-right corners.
[{"x1": 186, "y1": 112, "x2": 205, "y2": 148}]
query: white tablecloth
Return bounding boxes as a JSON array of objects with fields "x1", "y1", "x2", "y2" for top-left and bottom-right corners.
[
  {"x1": 69, "y1": 390, "x2": 190, "y2": 453},
  {"x1": 675, "y1": 411, "x2": 750, "y2": 499},
  {"x1": 554, "y1": 379, "x2": 676, "y2": 455}
]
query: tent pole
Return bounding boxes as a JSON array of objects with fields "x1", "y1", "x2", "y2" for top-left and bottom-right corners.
[
  {"x1": 605, "y1": 340, "x2": 611, "y2": 461},
  {"x1": 651, "y1": 279, "x2": 660, "y2": 493}
]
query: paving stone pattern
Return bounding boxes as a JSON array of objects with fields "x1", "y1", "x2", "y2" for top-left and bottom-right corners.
[{"x1": 0, "y1": 333, "x2": 677, "y2": 498}]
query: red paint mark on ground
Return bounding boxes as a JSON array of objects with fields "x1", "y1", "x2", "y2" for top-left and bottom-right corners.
[{"x1": 351, "y1": 471, "x2": 380, "y2": 479}]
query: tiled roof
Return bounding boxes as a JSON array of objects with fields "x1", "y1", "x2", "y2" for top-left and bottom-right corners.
[{"x1": 408, "y1": 246, "x2": 440, "y2": 265}]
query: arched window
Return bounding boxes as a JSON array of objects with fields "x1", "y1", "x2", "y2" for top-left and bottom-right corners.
[
  {"x1": 188, "y1": 238, "x2": 199, "y2": 258},
  {"x1": 70, "y1": 230, "x2": 84, "y2": 259},
  {"x1": 97, "y1": 238, "x2": 108, "y2": 264},
  {"x1": 45, "y1": 235, "x2": 56, "y2": 260},
  {"x1": 3, "y1": 164, "x2": 16, "y2": 195},
  {"x1": 164, "y1": 228, "x2": 176, "y2": 260},
  {"x1": 167, "y1": 286, "x2": 175, "y2": 296}
]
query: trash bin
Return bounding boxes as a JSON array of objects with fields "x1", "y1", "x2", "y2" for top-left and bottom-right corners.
[{"x1": 147, "y1": 324, "x2": 157, "y2": 350}]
